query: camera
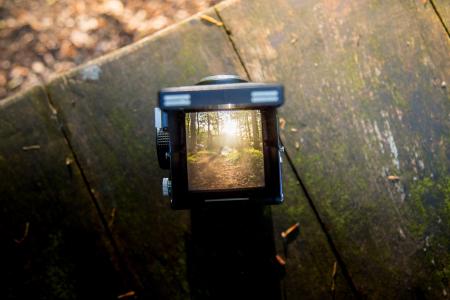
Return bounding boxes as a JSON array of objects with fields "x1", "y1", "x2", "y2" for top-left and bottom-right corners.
[{"x1": 155, "y1": 75, "x2": 284, "y2": 209}]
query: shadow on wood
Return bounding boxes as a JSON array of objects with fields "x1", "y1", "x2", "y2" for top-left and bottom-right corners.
[{"x1": 187, "y1": 204, "x2": 281, "y2": 300}]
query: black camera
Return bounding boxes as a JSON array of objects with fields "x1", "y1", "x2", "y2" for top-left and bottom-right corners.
[{"x1": 155, "y1": 75, "x2": 284, "y2": 209}]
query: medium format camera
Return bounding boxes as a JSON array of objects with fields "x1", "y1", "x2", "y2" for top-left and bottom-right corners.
[{"x1": 155, "y1": 75, "x2": 284, "y2": 209}]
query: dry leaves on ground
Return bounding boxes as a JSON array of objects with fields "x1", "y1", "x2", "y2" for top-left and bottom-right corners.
[{"x1": 0, "y1": 0, "x2": 222, "y2": 100}]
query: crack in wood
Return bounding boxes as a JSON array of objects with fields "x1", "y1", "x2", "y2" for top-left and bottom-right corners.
[
  {"x1": 430, "y1": 0, "x2": 450, "y2": 37},
  {"x1": 215, "y1": 7, "x2": 251, "y2": 81},
  {"x1": 216, "y1": 4, "x2": 361, "y2": 297},
  {"x1": 41, "y1": 85, "x2": 140, "y2": 294}
]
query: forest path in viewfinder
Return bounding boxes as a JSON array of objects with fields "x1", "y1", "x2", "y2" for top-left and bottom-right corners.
[{"x1": 188, "y1": 149, "x2": 264, "y2": 191}]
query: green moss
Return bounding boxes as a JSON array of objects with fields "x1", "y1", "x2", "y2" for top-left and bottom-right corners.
[
  {"x1": 443, "y1": 177, "x2": 450, "y2": 216},
  {"x1": 196, "y1": 150, "x2": 215, "y2": 155},
  {"x1": 109, "y1": 108, "x2": 133, "y2": 138},
  {"x1": 225, "y1": 150, "x2": 241, "y2": 163},
  {"x1": 407, "y1": 175, "x2": 450, "y2": 238},
  {"x1": 388, "y1": 83, "x2": 409, "y2": 109},
  {"x1": 244, "y1": 147, "x2": 263, "y2": 158},
  {"x1": 187, "y1": 154, "x2": 198, "y2": 163},
  {"x1": 341, "y1": 54, "x2": 365, "y2": 92}
]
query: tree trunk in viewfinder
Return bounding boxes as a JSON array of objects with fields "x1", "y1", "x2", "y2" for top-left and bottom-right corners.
[
  {"x1": 251, "y1": 110, "x2": 260, "y2": 149},
  {"x1": 246, "y1": 113, "x2": 251, "y2": 144},
  {"x1": 190, "y1": 113, "x2": 197, "y2": 151},
  {"x1": 207, "y1": 114, "x2": 212, "y2": 148}
]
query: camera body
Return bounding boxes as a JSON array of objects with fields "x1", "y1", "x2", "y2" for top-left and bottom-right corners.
[{"x1": 155, "y1": 75, "x2": 284, "y2": 209}]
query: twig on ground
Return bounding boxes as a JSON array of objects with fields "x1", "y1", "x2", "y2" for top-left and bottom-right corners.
[
  {"x1": 118, "y1": 290, "x2": 135, "y2": 299},
  {"x1": 281, "y1": 222, "x2": 299, "y2": 239},
  {"x1": 22, "y1": 145, "x2": 41, "y2": 151},
  {"x1": 108, "y1": 207, "x2": 117, "y2": 229},
  {"x1": 14, "y1": 222, "x2": 30, "y2": 244},
  {"x1": 200, "y1": 15, "x2": 223, "y2": 27}
]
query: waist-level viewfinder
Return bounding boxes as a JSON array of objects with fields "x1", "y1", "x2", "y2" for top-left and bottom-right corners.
[{"x1": 155, "y1": 75, "x2": 284, "y2": 209}]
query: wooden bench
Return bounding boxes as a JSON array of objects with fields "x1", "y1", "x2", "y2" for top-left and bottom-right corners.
[{"x1": 1, "y1": 0, "x2": 449, "y2": 298}]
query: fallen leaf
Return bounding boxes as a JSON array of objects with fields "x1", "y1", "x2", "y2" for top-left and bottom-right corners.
[
  {"x1": 0, "y1": 73, "x2": 6, "y2": 86},
  {"x1": 148, "y1": 15, "x2": 169, "y2": 31},
  {"x1": 102, "y1": 0, "x2": 124, "y2": 16},
  {"x1": 70, "y1": 30, "x2": 94, "y2": 48},
  {"x1": 59, "y1": 40, "x2": 77, "y2": 58},
  {"x1": 290, "y1": 128, "x2": 298, "y2": 132},
  {"x1": 7, "y1": 77, "x2": 23, "y2": 90},
  {"x1": 31, "y1": 61, "x2": 45, "y2": 74},
  {"x1": 78, "y1": 16, "x2": 99, "y2": 32},
  {"x1": 11, "y1": 66, "x2": 29, "y2": 77},
  {"x1": 175, "y1": 10, "x2": 190, "y2": 20},
  {"x1": 295, "y1": 141, "x2": 300, "y2": 150}
]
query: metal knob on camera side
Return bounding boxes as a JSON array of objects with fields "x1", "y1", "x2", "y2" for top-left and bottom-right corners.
[
  {"x1": 155, "y1": 107, "x2": 172, "y2": 197},
  {"x1": 156, "y1": 128, "x2": 170, "y2": 169}
]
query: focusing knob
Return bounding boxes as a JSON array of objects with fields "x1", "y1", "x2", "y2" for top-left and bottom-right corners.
[
  {"x1": 162, "y1": 177, "x2": 171, "y2": 196},
  {"x1": 197, "y1": 74, "x2": 247, "y2": 85},
  {"x1": 156, "y1": 128, "x2": 170, "y2": 169}
]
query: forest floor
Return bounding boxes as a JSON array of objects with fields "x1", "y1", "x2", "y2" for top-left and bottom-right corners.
[
  {"x1": 0, "y1": 0, "x2": 222, "y2": 100},
  {"x1": 187, "y1": 148, "x2": 264, "y2": 191}
]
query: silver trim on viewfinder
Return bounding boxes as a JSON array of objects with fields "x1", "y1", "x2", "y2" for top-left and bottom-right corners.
[
  {"x1": 163, "y1": 94, "x2": 191, "y2": 107},
  {"x1": 251, "y1": 90, "x2": 279, "y2": 103}
]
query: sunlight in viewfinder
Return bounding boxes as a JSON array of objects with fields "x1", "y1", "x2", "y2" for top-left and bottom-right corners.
[{"x1": 222, "y1": 117, "x2": 238, "y2": 135}]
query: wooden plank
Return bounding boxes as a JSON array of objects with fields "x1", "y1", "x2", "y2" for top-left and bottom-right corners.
[
  {"x1": 44, "y1": 7, "x2": 351, "y2": 298},
  {"x1": 272, "y1": 167, "x2": 356, "y2": 299},
  {"x1": 216, "y1": 0, "x2": 450, "y2": 298},
  {"x1": 432, "y1": 0, "x2": 450, "y2": 31},
  {"x1": 45, "y1": 8, "x2": 245, "y2": 299},
  {"x1": 0, "y1": 86, "x2": 126, "y2": 299}
]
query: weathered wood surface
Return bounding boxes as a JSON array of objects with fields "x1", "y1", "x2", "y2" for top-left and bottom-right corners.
[
  {"x1": 42, "y1": 6, "x2": 354, "y2": 298},
  {"x1": 0, "y1": 86, "x2": 125, "y2": 298},
  {"x1": 217, "y1": 0, "x2": 450, "y2": 298},
  {"x1": 46, "y1": 16, "x2": 221, "y2": 300},
  {"x1": 2, "y1": 0, "x2": 449, "y2": 298},
  {"x1": 42, "y1": 7, "x2": 347, "y2": 299},
  {"x1": 433, "y1": 0, "x2": 450, "y2": 31}
]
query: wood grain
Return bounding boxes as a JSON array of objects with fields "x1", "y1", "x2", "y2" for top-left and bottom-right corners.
[
  {"x1": 217, "y1": 0, "x2": 450, "y2": 298},
  {"x1": 44, "y1": 6, "x2": 351, "y2": 297},
  {"x1": 0, "y1": 86, "x2": 125, "y2": 299},
  {"x1": 432, "y1": 0, "x2": 450, "y2": 31},
  {"x1": 46, "y1": 8, "x2": 261, "y2": 299}
]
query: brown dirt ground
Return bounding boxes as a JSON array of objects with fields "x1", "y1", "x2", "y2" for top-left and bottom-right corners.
[
  {"x1": 0, "y1": 0, "x2": 222, "y2": 100},
  {"x1": 187, "y1": 151, "x2": 265, "y2": 191}
]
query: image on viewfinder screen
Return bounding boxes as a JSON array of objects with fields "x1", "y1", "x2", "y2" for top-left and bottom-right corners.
[{"x1": 185, "y1": 110, "x2": 265, "y2": 191}]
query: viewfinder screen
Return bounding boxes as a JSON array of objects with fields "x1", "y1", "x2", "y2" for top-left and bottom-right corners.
[{"x1": 186, "y1": 110, "x2": 265, "y2": 191}]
